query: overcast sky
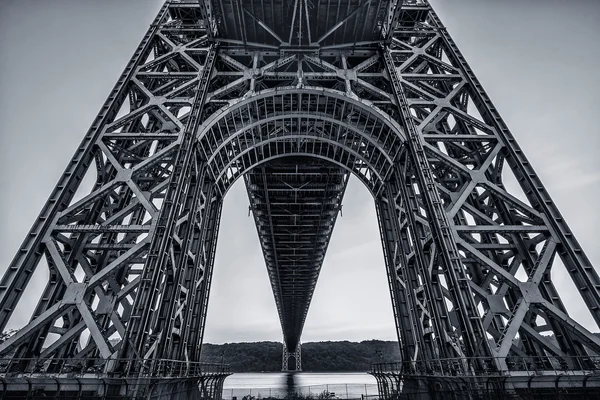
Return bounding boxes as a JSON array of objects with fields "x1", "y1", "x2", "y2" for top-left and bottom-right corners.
[{"x1": 0, "y1": 0, "x2": 598, "y2": 345}]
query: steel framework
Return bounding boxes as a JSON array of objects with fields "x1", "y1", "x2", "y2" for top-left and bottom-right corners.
[
  {"x1": 282, "y1": 343, "x2": 302, "y2": 372},
  {"x1": 0, "y1": 0, "x2": 599, "y2": 398}
]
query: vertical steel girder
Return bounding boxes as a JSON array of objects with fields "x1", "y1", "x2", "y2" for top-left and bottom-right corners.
[{"x1": 0, "y1": 0, "x2": 598, "y2": 389}]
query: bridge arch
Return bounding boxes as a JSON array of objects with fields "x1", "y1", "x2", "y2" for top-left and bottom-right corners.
[
  {"x1": 196, "y1": 86, "x2": 406, "y2": 196},
  {"x1": 193, "y1": 86, "x2": 409, "y2": 355}
]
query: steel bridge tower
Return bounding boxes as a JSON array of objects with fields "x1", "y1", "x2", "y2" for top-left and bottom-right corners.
[
  {"x1": 1, "y1": 0, "x2": 599, "y2": 398},
  {"x1": 282, "y1": 343, "x2": 302, "y2": 372}
]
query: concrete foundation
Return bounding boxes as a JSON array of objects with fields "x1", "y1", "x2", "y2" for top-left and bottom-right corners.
[
  {"x1": 370, "y1": 371, "x2": 600, "y2": 399},
  {"x1": 0, "y1": 373, "x2": 230, "y2": 399}
]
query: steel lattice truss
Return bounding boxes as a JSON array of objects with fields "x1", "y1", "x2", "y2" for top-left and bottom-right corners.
[{"x1": 0, "y1": 0, "x2": 599, "y2": 391}]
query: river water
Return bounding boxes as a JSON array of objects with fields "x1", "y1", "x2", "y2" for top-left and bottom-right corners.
[{"x1": 222, "y1": 372, "x2": 378, "y2": 399}]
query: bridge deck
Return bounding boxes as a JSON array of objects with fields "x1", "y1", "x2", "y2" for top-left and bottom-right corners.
[{"x1": 245, "y1": 159, "x2": 347, "y2": 350}]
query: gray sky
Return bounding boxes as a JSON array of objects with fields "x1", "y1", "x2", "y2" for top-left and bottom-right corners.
[{"x1": 0, "y1": 0, "x2": 598, "y2": 345}]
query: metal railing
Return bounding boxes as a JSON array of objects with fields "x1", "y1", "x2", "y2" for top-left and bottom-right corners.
[
  {"x1": 0, "y1": 357, "x2": 230, "y2": 378},
  {"x1": 371, "y1": 356, "x2": 600, "y2": 377},
  {"x1": 221, "y1": 383, "x2": 379, "y2": 400}
]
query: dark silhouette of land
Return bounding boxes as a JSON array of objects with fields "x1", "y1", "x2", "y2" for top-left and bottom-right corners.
[{"x1": 200, "y1": 340, "x2": 400, "y2": 372}]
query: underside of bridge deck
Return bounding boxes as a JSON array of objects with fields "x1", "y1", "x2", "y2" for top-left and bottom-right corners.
[
  {"x1": 210, "y1": 0, "x2": 426, "y2": 48},
  {"x1": 246, "y1": 159, "x2": 347, "y2": 353}
]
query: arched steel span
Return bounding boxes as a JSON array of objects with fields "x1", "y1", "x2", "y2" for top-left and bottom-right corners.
[
  {"x1": 193, "y1": 87, "x2": 407, "y2": 352},
  {"x1": 197, "y1": 86, "x2": 406, "y2": 196}
]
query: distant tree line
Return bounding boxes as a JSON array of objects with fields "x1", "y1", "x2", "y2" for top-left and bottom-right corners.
[{"x1": 200, "y1": 340, "x2": 400, "y2": 372}]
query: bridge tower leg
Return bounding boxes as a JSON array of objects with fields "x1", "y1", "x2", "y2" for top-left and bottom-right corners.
[
  {"x1": 0, "y1": 1, "x2": 230, "y2": 397},
  {"x1": 282, "y1": 343, "x2": 302, "y2": 372},
  {"x1": 372, "y1": 0, "x2": 600, "y2": 397}
]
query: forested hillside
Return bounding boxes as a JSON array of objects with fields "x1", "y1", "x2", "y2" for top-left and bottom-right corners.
[{"x1": 200, "y1": 340, "x2": 400, "y2": 372}]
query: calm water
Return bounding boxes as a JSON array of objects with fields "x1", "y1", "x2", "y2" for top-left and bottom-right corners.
[{"x1": 222, "y1": 372, "x2": 378, "y2": 399}]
